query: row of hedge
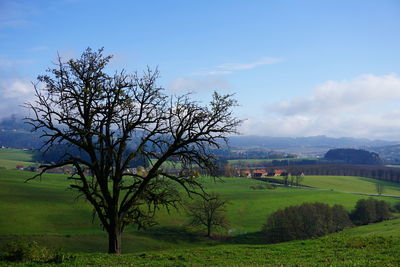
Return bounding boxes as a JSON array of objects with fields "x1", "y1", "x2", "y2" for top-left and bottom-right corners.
[{"x1": 263, "y1": 198, "x2": 392, "y2": 243}]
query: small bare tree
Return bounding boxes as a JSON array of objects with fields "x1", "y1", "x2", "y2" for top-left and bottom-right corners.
[
  {"x1": 186, "y1": 193, "x2": 230, "y2": 237},
  {"x1": 376, "y1": 183, "x2": 385, "y2": 195},
  {"x1": 295, "y1": 172, "x2": 304, "y2": 186},
  {"x1": 25, "y1": 48, "x2": 241, "y2": 254}
]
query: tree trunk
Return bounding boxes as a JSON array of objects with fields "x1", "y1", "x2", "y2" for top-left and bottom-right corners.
[
  {"x1": 108, "y1": 227, "x2": 122, "y2": 254},
  {"x1": 207, "y1": 224, "x2": 211, "y2": 237}
]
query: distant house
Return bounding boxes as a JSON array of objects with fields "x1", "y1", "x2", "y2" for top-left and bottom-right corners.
[
  {"x1": 274, "y1": 169, "x2": 285, "y2": 176},
  {"x1": 237, "y1": 170, "x2": 252, "y2": 178},
  {"x1": 15, "y1": 165, "x2": 24, "y2": 170},
  {"x1": 251, "y1": 169, "x2": 268, "y2": 178},
  {"x1": 238, "y1": 169, "x2": 288, "y2": 178}
]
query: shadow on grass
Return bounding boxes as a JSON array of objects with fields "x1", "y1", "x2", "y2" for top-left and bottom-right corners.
[
  {"x1": 227, "y1": 231, "x2": 266, "y2": 245},
  {"x1": 0, "y1": 228, "x2": 267, "y2": 254},
  {"x1": 137, "y1": 227, "x2": 267, "y2": 246},
  {"x1": 135, "y1": 226, "x2": 203, "y2": 243}
]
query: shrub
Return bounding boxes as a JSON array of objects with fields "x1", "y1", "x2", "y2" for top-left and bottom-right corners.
[
  {"x1": 266, "y1": 183, "x2": 277, "y2": 190},
  {"x1": 350, "y1": 198, "x2": 391, "y2": 225},
  {"x1": 392, "y1": 201, "x2": 400, "y2": 212},
  {"x1": 262, "y1": 202, "x2": 352, "y2": 243},
  {"x1": 1, "y1": 241, "x2": 74, "y2": 263}
]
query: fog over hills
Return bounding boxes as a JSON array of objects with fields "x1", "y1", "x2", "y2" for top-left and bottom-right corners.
[
  {"x1": 228, "y1": 135, "x2": 399, "y2": 156},
  {"x1": 0, "y1": 116, "x2": 399, "y2": 158}
]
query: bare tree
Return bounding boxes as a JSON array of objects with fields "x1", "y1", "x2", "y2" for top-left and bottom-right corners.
[
  {"x1": 25, "y1": 48, "x2": 241, "y2": 254},
  {"x1": 295, "y1": 172, "x2": 304, "y2": 186},
  {"x1": 186, "y1": 193, "x2": 230, "y2": 237},
  {"x1": 376, "y1": 183, "x2": 385, "y2": 195},
  {"x1": 282, "y1": 173, "x2": 290, "y2": 186}
]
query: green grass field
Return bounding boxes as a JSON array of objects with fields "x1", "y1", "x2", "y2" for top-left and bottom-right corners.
[
  {"x1": 1, "y1": 168, "x2": 399, "y2": 254},
  {"x1": 66, "y1": 218, "x2": 400, "y2": 266},
  {"x1": 0, "y1": 148, "x2": 36, "y2": 169},
  {"x1": 302, "y1": 175, "x2": 400, "y2": 195},
  {"x1": 1, "y1": 149, "x2": 400, "y2": 265},
  {"x1": 272, "y1": 175, "x2": 400, "y2": 196},
  {"x1": 2, "y1": 218, "x2": 400, "y2": 266}
]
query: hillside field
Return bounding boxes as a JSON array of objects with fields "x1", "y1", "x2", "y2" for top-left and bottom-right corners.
[
  {"x1": 1, "y1": 149, "x2": 400, "y2": 265},
  {"x1": 1, "y1": 168, "x2": 400, "y2": 254},
  {"x1": 0, "y1": 148, "x2": 36, "y2": 169},
  {"x1": 45, "y1": 218, "x2": 400, "y2": 266},
  {"x1": 274, "y1": 175, "x2": 400, "y2": 196}
]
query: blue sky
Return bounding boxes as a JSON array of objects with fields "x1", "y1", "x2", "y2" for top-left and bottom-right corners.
[{"x1": 1, "y1": 0, "x2": 400, "y2": 140}]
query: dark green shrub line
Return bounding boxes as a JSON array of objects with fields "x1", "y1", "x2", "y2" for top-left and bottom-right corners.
[
  {"x1": 263, "y1": 198, "x2": 393, "y2": 244},
  {"x1": 350, "y1": 198, "x2": 391, "y2": 225},
  {"x1": 262, "y1": 202, "x2": 353, "y2": 243},
  {"x1": 392, "y1": 201, "x2": 400, "y2": 212}
]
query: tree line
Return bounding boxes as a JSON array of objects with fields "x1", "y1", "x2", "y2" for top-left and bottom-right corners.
[{"x1": 273, "y1": 164, "x2": 400, "y2": 183}]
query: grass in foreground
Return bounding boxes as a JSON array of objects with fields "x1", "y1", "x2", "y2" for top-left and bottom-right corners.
[{"x1": 2, "y1": 218, "x2": 400, "y2": 266}]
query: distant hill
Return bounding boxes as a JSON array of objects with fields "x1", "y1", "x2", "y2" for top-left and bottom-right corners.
[
  {"x1": 0, "y1": 114, "x2": 31, "y2": 131},
  {"x1": 324, "y1": 148, "x2": 382, "y2": 165},
  {"x1": 228, "y1": 135, "x2": 398, "y2": 156},
  {"x1": 1, "y1": 115, "x2": 399, "y2": 159},
  {"x1": 370, "y1": 144, "x2": 400, "y2": 164},
  {"x1": 0, "y1": 115, "x2": 42, "y2": 149}
]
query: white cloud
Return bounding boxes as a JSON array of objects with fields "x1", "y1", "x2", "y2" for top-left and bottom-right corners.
[
  {"x1": 0, "y1": 78, "x2": 34, "y2": 118},
  {"x1": 168, "y1": 77, "x2": 231, "y2": 93},
  {"x1": 195, "y1": 56, "x2": 282, "y2": 76},
  {"x1": 217, "y1": 57, "x2": 282, "y2": 72},
  {"x1": 272, "y1": 73, "x2": 400, "y2": 115},
  {"x1": 240, "y1": 73, "x2": 400, "y2": 140},
  {"x1": 1, "y1": 79, "x2": 32, "y2": 98}
]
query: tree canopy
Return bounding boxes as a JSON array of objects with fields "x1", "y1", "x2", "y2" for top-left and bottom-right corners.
[
  {"x1": 324, "y1": 148, "x2": 382, "y2": 165},
  {"x1": 25, "y1": 48, "x2": 241, "y2": 254}
]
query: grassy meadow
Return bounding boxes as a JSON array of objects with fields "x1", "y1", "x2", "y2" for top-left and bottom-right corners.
[
  {"x1": 272, "y1": 174, "x2": 400, "y2": 196},
  {"x1": 2, "y1": 218, "x2": 400, "y2": 266},
  {"x1": 1, "y1": 149, "x2": 400, "y2": 265},
  {"x1": 1, "y1": 168, "x2": 399, "y2": 253},
  {"x1": 0, "y1": 148, "x2": 36, "y2": 169},
  {"x1": 59, "y1": 218, "x2": 400, "y2": 266}
]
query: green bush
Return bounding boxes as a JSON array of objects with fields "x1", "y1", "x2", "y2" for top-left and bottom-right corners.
[
  {"x1": 350, "y1": 198, "x2": 391, "y2": 225},
  {"x1": 266, "y1": 183, "x2": 277, "y2": 190},
  {"x1": 392, "y1": 201, "x2": 400, "y2": 212},
  {"x1": 262, "y1": 202, "x2": 353, "y2": 243},
  {"x1": 1, "y1": 240, "x2": 74, "y2": 263}
]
